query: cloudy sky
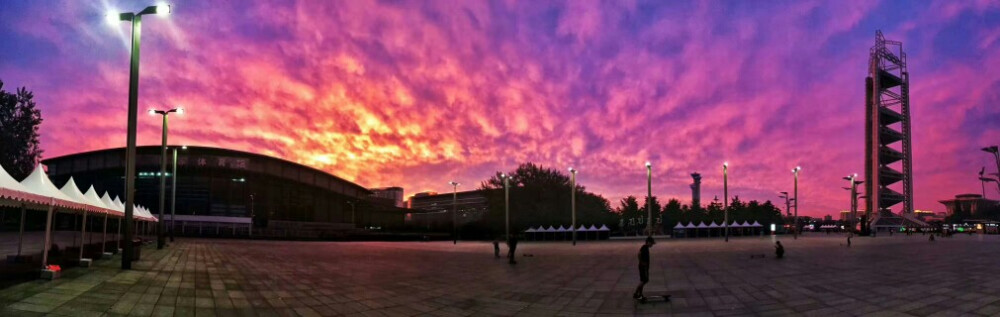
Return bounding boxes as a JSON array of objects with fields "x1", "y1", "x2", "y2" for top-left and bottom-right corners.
[{"x1": 1, "y1": 0, "x2": 999, "y2": 217}]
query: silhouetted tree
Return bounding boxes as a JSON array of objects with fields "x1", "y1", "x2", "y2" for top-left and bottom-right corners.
[
  {"x1": 0, "y1": 80, "x2": 43, "y2": 180},
  {"x1": 480, "y1": 162, "x2": 615, "y2": 234}
]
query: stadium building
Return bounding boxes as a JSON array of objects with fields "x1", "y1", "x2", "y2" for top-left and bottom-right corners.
[{"x1": 42, "y1": 146, "x2": 408, "y2": 239}]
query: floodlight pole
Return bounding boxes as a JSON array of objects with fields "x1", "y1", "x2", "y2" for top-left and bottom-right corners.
[
  {"x1": 569, "y1": 168, "x2": 577, "y2": 245},
  {"x1": 723, "y1": 162, "x2": 729, "y2": 242},
  {"x1": 114, "y1": 4, "x2": 169, "y2": 270}
]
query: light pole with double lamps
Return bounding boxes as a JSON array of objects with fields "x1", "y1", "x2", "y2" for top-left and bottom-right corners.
[{"x1": 149, "y1": 107, "x2": 183, "y2": 249}]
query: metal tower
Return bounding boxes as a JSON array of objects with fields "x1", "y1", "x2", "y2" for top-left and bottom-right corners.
[{"x1": 865, "y1": 31, "x2": 913, "y2": 223}]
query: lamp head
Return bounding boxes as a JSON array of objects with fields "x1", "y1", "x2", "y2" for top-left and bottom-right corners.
[
  {"x1": 155, "y1": 4, "x2": 171, "y2": 15},
  {"x1": 645, "y1": 161, "x2": 651, "y2": 168},
  {"x1": 568, "y1": 167, "x2": 576, "y2": 173},
  {"x1": 723, "y1": 161, "x2": 728, "y2": 168},
  {"x1": 181, "y1": 145, "x2": 188, "y2": 150},
  {"x1": 982, "y1": 146, "x2": 999, "y2": 153},
  {"x1": 175, "y1": 107, "x2": 185, "y2": 115}
]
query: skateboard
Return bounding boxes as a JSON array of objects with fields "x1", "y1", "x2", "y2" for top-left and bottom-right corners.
[{"x1": 636, "y1": 294, "x2": 671, "y2": 304}]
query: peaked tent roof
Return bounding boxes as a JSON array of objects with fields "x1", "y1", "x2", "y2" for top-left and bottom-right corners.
[
  {"x1": 673, "y1": 223, "x2": 686, "y2": 229},
  {"x1": 0, "y1": 163, "x2": 50, "y2": 206},
  {"x1": 20, "y1": 164, "x2": 83, "y2": 210},
  {"x1": 597, "y1": 224, "x2": 610, "y2": 231},
  {"x1": 750, "y1": 221, "x2": 762, "y2": 227},
  {"x1": 59, "y1": 177, "x2": 111, "y2": 215},
  {"x1": 708, "y1": 222, "x2": 720, "y2": 228},
  {"x1": 587, "y1": 225, "x2": 598, "y2": 231},
  {"x1": 696, "y1": 222, "x2": 708, "y2": 228}
]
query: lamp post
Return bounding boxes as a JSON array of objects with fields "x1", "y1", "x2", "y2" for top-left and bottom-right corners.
[
  {"x1": 108, "y1": 4, "x2": 171, "y2": 268},
  {"x1": 792, "y1": 166, "x2": 801, "y2": 239},
  {"x1": 843, "y1": 174, "x2": 862, "y2": 233},
  {"x1": 150, "y1": 108, "x2": 182, "y2": 249},
  {"x1": 723, "y1": 162, "x2": 729, "y2": 242},
  {"x1": 502, "y1": 174, "x2": 510, "y2": 241},
  {"x1": 569, "y1": 167, "x2": 577, "y2": 245},
  {"x1": 645, "y1": 161, "x2": 652, "y2": 237},
  {"x1": 450, "y1": 181, "x2": 459, "y2": 244},
  {"x1": 169, "y1": 145, "x2": 186, "y2": 242},
  {"x1": 983, "y1": 146, "x2": 1000, "y2": 194}
]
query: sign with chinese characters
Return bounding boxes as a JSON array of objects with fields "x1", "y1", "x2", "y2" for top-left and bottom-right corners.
[{"x1": 179, "y1": 156, "x2": 250, "y2": 170}]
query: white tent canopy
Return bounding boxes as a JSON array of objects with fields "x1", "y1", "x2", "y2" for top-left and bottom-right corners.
[
  {"x1": 597, "y1": 224, "x2": 610, "y2": 231},
  {"x1": 20, "y1": 164, "x2": 81, "y2": 210}
]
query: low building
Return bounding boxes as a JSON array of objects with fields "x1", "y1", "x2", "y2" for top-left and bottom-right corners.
[
  {"x1": 407, "y1": 190, "x2": 488, "y2": 230},
  {"x1": 370, "y1": 187, "x2": 404, "y2": 208},
  {"x1": 938, "y1": 194, "x2": 1000, "y2": 220}
]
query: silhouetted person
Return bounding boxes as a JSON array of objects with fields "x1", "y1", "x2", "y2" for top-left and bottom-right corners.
[
  {"x1": 847, "y1": 234, "x2": 852, "y2": 247},
  {"x1": 929, "y1": 234, "x2": 935, "y2": 242},
  {"x1": 507, "y1": 235, "x2": 518, "y2": 264},
  {"x1": 889, "y1": 229, "x2": 893, "y2": 236},
  {"x1": 774, "y1": 241, "x2": 784, "y2": 259},
  {"x1": 493, "y1": 238, "x2": 500, "y2": 258},
  {"x1": 633, "y1": 237, "x2": 655, "y2": 300}
]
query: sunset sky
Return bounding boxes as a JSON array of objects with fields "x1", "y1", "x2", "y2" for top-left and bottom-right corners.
[{"x1": 1, "y1": 0, "x2": 999, "y2": 217}]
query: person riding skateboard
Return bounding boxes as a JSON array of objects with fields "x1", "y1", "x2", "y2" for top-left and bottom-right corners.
[{"x1": 633, "y1": 237, "x2": 655, "y2": 300}]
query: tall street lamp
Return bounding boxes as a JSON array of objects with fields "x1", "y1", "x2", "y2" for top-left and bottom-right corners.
[
  {"x1": 983, "y1": 146, "x2": 1000, "y2": 194},
  {"x1": 450, "y1": 181, "x2": 459, "y2": 244},
  {"x1": 502, "y1": 174, "x2": 510, "y2": 241},
  {"x1": 108, "y1": 3, "x2": 171, "y2": 269},
  {"x1": 569, "y1": 167, "x2": 577, "y2": 246},
  {"x1": 645, "y1": 161, "x2": 652, "y2": 237},
  {"x1": 843, "y1": 174, "x2": 862, "y2": 233},
  {"x1": 150, "y1": 107, "x2": 182, "y2": 249},
  {"x1": 723, "y1": 162, "x2": 729, "y2": 242},
  {"x1": 169, "y1": 145, "x2": 186, "y2": 242},
  {"x1": 792, "y1": 166, "x2": 801, "y2": 239}
]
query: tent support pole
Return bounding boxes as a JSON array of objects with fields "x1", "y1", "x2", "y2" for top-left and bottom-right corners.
[
  {"x1": 117, "y1": 218, "x2": 122, "y2": 251},
  {"x1": 79, "y1": 211, "x2": 87, "y2": 260},
  {"x1": 102, "y1": 214, "x2": 108, "y2": 254},
  {"x1": 17, "y1": 204, "x2": 26, "y2": 256},
  {"x1": 41, "y1": 204, "x2": 54, "y2": 269}
]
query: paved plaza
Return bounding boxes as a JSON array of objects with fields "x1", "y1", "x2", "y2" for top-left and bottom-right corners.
[{"x1": 2, "y1": 233, "x2": 1000, "y2": 316}]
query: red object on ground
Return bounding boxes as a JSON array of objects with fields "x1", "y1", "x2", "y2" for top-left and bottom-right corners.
[{"x1": 46, "y1": 265, "x2": 61, "y2": 272}]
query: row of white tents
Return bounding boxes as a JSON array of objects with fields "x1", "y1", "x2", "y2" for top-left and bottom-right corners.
[
  {"x1": 672, "y1": 221, "x2": 764, "y2": 229},
  {"x1": 0, "y1": 163, "x2": 159, "y2": 271},
  {"x1": 524, "y1": 224, "x2": 611, "y2": 233}
]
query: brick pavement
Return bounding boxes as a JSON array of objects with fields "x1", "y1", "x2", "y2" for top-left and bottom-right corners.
[{"x1": 2, "y1": 233, "x2": 1000, "y2": 316}]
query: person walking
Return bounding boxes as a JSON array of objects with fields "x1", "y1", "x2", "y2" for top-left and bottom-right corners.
[
  {"x1": 507, "y1": 234, "x2": 518, "y2": 264},
  {"x1": 774, "y1": 241, "x2": 784, "y2": 259},
  {"x1": 633, "y1": 237, "x2": 655, "y2": 300},
  {"x1": 493, "y1": 238, "x2": 500, "y2": 258},
  {"x1": 847, "y1": 233, "x2": 852, "y2": 247}
]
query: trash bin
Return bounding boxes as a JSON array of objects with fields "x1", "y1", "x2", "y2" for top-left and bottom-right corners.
[{"x1": 131, "y1": 239, "x2": 142, "y2": 261}]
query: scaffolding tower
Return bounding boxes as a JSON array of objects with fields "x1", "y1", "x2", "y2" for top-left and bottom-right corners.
[{"x1": 865, "y1": 31, "x2": 916, "y2": 231}]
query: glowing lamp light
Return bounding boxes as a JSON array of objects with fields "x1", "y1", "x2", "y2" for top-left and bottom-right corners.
[
  {"x1": 723, "y1": 161, "x2": 728, "y2": 168},
  {"x1": 155, "y1": 4, "x2": 171, "y2": 15},
  {"x1": 176, "y1": 107, "x2": 185, "y2": 115},
  {"x1": 181, "y1": 145, "x2": 187, "y2": 150},
  {"x1": 645, "y1": 161, "x2": 651, "y2": 168},
  {"x1": 147, "y1": 109, "x2": 156, "y2": 115},
  {"x1": 105, "y1": 11, "x2": 120, "y2": 25}
]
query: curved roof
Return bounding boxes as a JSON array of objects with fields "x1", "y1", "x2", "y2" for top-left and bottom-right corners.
[{"x1": 41, "y1": 145, "x2": 371, "y2": 196}]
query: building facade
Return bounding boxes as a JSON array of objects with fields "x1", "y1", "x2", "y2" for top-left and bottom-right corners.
[
  {"x1": 939, "y1": 194, "x2": 1000, "y2": 220},
  {"x1": 41, "y1": 146, "x2": 403, "y2": 238},
  {"x1": 407, "y1": 190, "x2": 488, "y2": 229}
]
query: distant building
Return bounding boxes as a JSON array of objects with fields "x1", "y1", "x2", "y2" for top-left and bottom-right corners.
[
  {"x1": 690, "y1": 173, "x2": 701, "y2": 208},
  {"x1": 939, "y1": 194, "x2": 999, "y2": 220},
  {"x1": 370, "y1": 187, "x2": 404, "y2": 208},
  {"x1": 407, "y1": 190, "x2": 489, "y2": 229},
  {"x1": 840, "y1": 211, "x2": 851, "y2": 221},
  {"x1": 824, "y1": 215, "x2": 833, "y2": 221}
]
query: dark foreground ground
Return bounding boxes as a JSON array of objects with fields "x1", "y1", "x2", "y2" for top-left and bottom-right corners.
[{"x1": 2, "y1": 233, "x2": 999, "y2": 316}]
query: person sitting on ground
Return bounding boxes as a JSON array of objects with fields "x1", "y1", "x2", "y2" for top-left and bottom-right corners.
[
  {"x1": 633, "y1": 237, "x2": 655, "y2": 300},
  {"x1": 774, "y1": 241, "x2": 784, "y2": 259}
]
